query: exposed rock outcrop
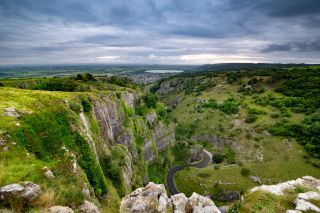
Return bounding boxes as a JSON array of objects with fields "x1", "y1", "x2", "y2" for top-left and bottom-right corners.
[
  {"x1": 121, "y1": 91, "x2": 138, "y2": 108},
  {"x1": 0, "y1": 181, "x2": 41, "y2": 203},
  {"x1": 120, "y1": 182, "x2": 221, "y2": 213},
  {"x1": 250, "y1": 176, "x2": 320, "y2": 196},
  {"x1": 251, "y1": 176, "x2": 320, "y2": 212},
  {"x1": 47, "y1": 206, "x2": 74, "y2": 213},
  {"x1": 79, "y1": 200, "x2": 100, "y2": 213},
  {"x1": 3, "y1": 107, "x2": 20, "y2": 117},
  {"x1": 120, "y1": 182, "x2": 171, "y2": 213}
]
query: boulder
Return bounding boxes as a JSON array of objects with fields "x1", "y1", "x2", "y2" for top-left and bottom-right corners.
[
  {"x1": 186, "y1": 192, "x2": 221, "y2": 213},
  {"x1": 82, "y1": 183, "x2": 91, "y2": 200},
  {"x1": 120, "y1": 182, "x2": 221, "y2": 213},
  {"x1": 3, "y1": 107, "x2": 20, "y2": 117},
  {"x1": 79, "y1": 200, "x2": 100, "y2": 213},
  {"x1": 0, "y1": 181, "x2": 41, "y2": 202},
  {"x1": 146, "y1": 112, "x2": 157, "y2": 125},
  {"x1": 171, "y1": 193, "x2": 188, "y2": 213},
  {"x1": 47, "y1": 206, "x2": 74, "y2": 213},
  {"x1": 218, "y1": 206, "x2": 229, "y2": 213},
  {"x1": 120, "y1": 182, "x2": 171, "y2": 213},
  {"x1": 295, "y1": 191, "x2": 320, "y2": 212},
  {"x1": 43, "y1": 167, "x2": 55, "y2": 180}
]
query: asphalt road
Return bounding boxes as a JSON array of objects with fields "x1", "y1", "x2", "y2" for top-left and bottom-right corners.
[{"x1": 166, "y1": 150, "x2": 212, "y2": 195}]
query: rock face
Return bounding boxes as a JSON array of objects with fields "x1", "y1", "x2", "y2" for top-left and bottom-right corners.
[
  {"x1": 120, "y1": 182, "x2": 221, "y2": 213},
  {"x1": 0, "y1": 181, "x2": 41, "y2": 203}
]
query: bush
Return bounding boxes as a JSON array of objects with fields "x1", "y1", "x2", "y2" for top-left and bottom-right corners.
[
  {"x1": 172, "y1": 141, "x2": 191, "y2": 164},
  {"x1": 241, "y1": 168, "x2": 251, "y2": 176},
  {"x1": 143, "y1": 93, "x2": 158, "y2": 108},
  {"x1": 219, "y1": 98, "x2": 239, "y2": 114},
  {"x1": 245, "y1": 114, "x2": 257, "y2": 123},
  {"x1": 32, "y1": 79, "x2": 79, "y2": 92},
  {"x1": 81, "y1": 99, "x2": 92, "y2": 112},
  {"x1": 202, "y1": 98, "x2": 218, "y2": 109},
  {"x1": 212, "y1": 153, "x2": 224, "y2": 164},
  {"x1": 75, "y1": 135, "x2": 108, "y2": 197}
]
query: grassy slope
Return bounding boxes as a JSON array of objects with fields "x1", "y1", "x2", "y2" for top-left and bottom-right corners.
[
  {"x1": 159, "y1": 75, "x2": 320, "y2": 205},
  {"x1": 0, "y1": 86, "x2": 121, "y2": 211}
]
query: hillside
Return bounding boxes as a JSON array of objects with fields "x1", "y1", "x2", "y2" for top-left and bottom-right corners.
[
  {"x1": 0, "y1": 75, "x2": 175, "y2": 212},
  {"x1": 0, "y1": 68, "x2": 319, "y2": 213},
  {"x1": 152, "y1": 67, "x2": 320, "y2": 209}
]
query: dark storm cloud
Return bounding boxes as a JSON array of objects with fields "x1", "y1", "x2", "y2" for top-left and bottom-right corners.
[
  {"x1": 0, "y1": 0, "x2": 319, "y2": 64},
  {"x1": 262, "y1": 40, "x2": 320, "y2": 53}
]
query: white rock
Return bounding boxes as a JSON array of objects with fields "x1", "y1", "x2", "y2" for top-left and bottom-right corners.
[
  {"x1": 82, "y1": 183, "x2": 91, "y2": 200},
  {"x1": 121, "y1": 92, "x2": 136, "y2": 108},
  {"x1": 3, "y1": 107, "x2": 20, "y2": 117},
  {"x1": 250, "y1": 176, "x2": 320, "y2": 196},
  {"x1": 2, "y1": 146, "x2": 8, "y2": 152},
  {"x1": 43, "y1": 167, "x2": 55, "y2": 180},
  {"x1": 120, "y1": 183, "x2": 221, "y2": 213},
  {"x1": 188, "y1": 192, "x2": 221, "y2": 213},
  {"x1": 146, "y1": 112, "x2": 157, "y2": 125},
  {"x1": 120, "y1": 182, "x2": 171, "y2": 213},
  {"x1": 0, "y1": 181, "x2": 41, "y2": 202},
  {"x1": 286, "y1": 210, "x2": 302, "y2": 213},
  {"x1": 297, "y1": 191, "x2": 320, "y2": 200},
  {"x1": 295, "y1": 198, "x2": 320, "y2": 212},
  {"x1": 47, "y1": 206, "x2": 74, "y2": 213},
  {"x1": 79, "y1": 200, "x2": 100, "y2": 213},
  {"x1": 171, "y1": 193, "x2": 188, "y2": 213}
]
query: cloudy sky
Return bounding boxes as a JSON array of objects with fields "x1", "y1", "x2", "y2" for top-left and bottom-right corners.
[{"x1": 0, "y1": 0, "x2": 320, "y2": 65}]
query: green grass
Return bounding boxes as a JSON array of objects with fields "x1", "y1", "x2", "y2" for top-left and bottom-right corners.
[{"x1": 159, "y1": 74, "x2": 320, "y2": 206}]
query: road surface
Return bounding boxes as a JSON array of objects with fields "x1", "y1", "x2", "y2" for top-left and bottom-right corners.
[{"x1": 166, "y1": 150, "x2": 212, "y2": 195}]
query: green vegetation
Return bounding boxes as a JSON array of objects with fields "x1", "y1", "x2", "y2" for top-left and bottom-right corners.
[
  {"x1": 219, "y1": 98, "x2": 239, "y2": 114},
  {"x1": 0, "y1": 74, "x2": 174, "y2": 212},
  {"x1": 155, "y1": 67, "x2": 320, "y2": 207},
  {"x1": 75, "y1": 135, "x2": 108, "y2": 196}
]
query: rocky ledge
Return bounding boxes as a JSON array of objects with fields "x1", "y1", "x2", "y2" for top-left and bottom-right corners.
[
  {"x1": 120, "y1": 182, "x2": 221, "y2": 213},
  {"x1": 250, "y1": 176, "x2": 320, "y2": 213}
]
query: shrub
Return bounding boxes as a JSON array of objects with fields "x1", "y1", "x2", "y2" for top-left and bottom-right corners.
[
  {"x1": 143, "y1": 93, "x2": 158, "y2": 108},
  {"x1": 219, "y1": 98, "x2": 239, "y2": 114},
  {"x1": 81, "y1": 99, "x2": 92, "y2": 112},
  {"x1": 69, "y1": 102, "x2": 81, "y2": 113},
  {"x1": 241, "y1": 168, "x2": 251, "y2": 176},
  {"x1": 202, "y1": 98, "x2": 218, "y2": 109},
  {"x1": 212, "y1": 153, "x2": 224, "y2": 164},
  {"x1": 245, "y1": 114, "x2": 257, "y2": 123},
  {"x1": 228, "y1": 200, "x2": 242, "y2": 213},
  {"x1": 172, "y1": 141, "x2": 191, "y2": 164},
  {"x1": 75, "y1": 135, "x2": 108, "y2": 197}
]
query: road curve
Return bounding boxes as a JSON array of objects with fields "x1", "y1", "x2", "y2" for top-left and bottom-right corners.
[{"x1": 167, "y1": 150, "x2": 212, "y2": 195}]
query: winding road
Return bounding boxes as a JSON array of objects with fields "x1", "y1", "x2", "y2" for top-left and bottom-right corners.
[{"x1": 167, "y1": 150, "x2": 212, "y2": 195}]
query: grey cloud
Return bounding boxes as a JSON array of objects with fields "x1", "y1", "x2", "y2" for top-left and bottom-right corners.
[
  {"x1": 0, "y1": 0, "x2": 320, "y2": 64},
  {"x1": 262, "y1": 40, "x2": 320, "y2": 53}
]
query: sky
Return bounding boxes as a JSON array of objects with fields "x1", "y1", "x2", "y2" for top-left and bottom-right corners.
[{"x1": 0, "y1": 0, "x2": 320, "y2": 65}]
